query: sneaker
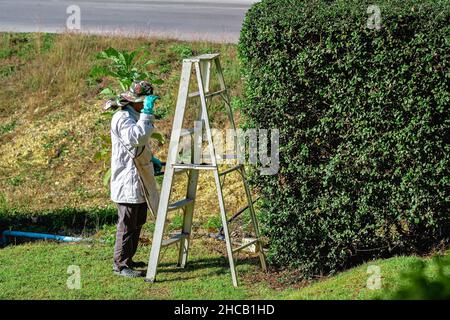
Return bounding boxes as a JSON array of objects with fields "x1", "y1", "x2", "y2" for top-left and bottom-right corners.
[
  {"x1": 114, "y1": 267, "x2": 143, "y2": 278},
  {"x1": 129, "y1": 260, "x2": 147, "y2": 268}
]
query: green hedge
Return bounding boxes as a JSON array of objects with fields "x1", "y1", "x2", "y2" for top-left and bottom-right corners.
[
  {"x1": 0, "y1": 207, "x2": 117, "y2": 235},
  {"x1": 239, "y1": 0, "x2": 449, "y2": 276}
]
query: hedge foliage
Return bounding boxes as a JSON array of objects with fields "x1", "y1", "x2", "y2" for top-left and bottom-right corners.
[{"x1": 239, "y1": 0, "x2": 449, "y2": 276}]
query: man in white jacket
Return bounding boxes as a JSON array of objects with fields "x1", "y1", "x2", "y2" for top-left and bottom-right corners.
[{"x1": 110, "y1": 80, "x2": 160, "y2": 278}]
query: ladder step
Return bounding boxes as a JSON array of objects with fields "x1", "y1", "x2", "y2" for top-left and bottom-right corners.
[
  {"x1": 156, "y1": 168, "x2": 188, "y2": 176},
  {"x1": 180, "y1": 128, "x2": 201, "y2": 137},
  {"x1": 232, "y1": 238, "x2": 260, "y2": 253},
  {"x1": 188, "y1": 89, "x2": 225, "y2": 99},
  {"x1": 168, "y1": 198, "x2": 194, "y2": 211},
  {"x1": 174, "y1": 168, "x2": 189, "y2": 174},
  {"x1": 161, "y1": 232, "x2": 189, "y2": 247},
  {"x1": 220, "y1": 154, "x2": 238, "y2": 160},
  {"x1": 184, "y1": 53, "x2": 219, "y2": 62},
  {"x1": 219, "y1": 164, "x2": 243, "y2": 177},
  {"x1": 172, "y1": 164, "x2": 217, "y2": 170},
  {"x1": 202, "y1": 154, "x2": 237, "y2": 160},
  {"x1": 217, "y1": 197, "x2": 260, "y2": 237},
  {"x1": 167, "y1": 166, "x2": 212, "y2": 175}
]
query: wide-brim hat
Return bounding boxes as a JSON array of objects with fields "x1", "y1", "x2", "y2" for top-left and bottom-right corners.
[
  {"x1": 103, "y1": 96, "x2": 130, "y2": 111},
  {"x1": 120, "y1": 80, "x2": 154, "y2": 103},
  {"x1": 120, "y1": 91, "x2": 146, "y2": 103}
]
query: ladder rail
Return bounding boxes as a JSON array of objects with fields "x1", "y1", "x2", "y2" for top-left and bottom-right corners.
[
  {"x1": 177, "y1": 60, "x2": 208, "y2": 268},
  {"x1": 214, "y1": 58, "x2": 237, "y2": 133},
  {"x1": 240, "y1": 166, "x2": 267, "y2": 271},
  {"x1": 146, "y1": 61, "x2": 192, "y2": 282},
  {"x1": 215, "y1": 57, "x2": 267, "y2": 271},
  {"x1": 195, "y1": 60, "x2": 239, "y2": 286}
]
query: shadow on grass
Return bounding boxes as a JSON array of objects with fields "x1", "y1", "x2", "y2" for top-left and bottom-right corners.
[{"x1": 155, "y1": 255, "x2": 262, "y2": 283}]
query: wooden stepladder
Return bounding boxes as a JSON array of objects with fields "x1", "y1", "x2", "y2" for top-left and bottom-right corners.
[{"x1": 145, "y1": 53, "x2": 267, "y2": 287}]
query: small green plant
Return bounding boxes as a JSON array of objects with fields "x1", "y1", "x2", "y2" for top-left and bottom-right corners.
[
  {"x1": 0, "y1": 121, "x2": 17, "y2": 136},
  {"x1": 32, "y1": 171, "x2": 46, "y2": 184},
  {"x1": 170, "y1": 44, "x2": 193, "y2": 59},
  {"x1": 230, "y1": 97, "x2": 244, "y2": 112},
  {"x1": 99, "y1": 224, "x2": 117, "y2": 245},
  {"x1": 0, "y1": 192, "x2": 8, "y2": 211},
  {"x1": 142, "y1": 221, "x2": 155, "y2": 233},
  {"x1": 159, "y1": 63, "x2": 171, "y2": 74},
  {"x1": 93, "y1": 134, "x2": 111, "y2": 163},
  {"x1": 169, "y1": 213, "x2": 184, "y2": 231},
  {"x1": 7, "y1": 176, "x2": 23, "y2": 187},
  {"x1": 0, "y1": 65, "x2": 16, "y2": 78},
  {"x1": 90, "y1": 47, "x2": 164, "y2": 98},
  {"x1": 203, "y1": 216, "x2": 222, "y2": 231},
  {"x1": 42, "y1": 140, "x2": 55, "y2": 150},
  {"x1": 75, "y1": 186, "x2": 90, "y2": 200}
]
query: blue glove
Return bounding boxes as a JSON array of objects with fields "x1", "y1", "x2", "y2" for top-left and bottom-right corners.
[
  {"x1": 151, "y1": 156, "x2": 164, "y2": 175},
  {"x1": 142, "y1": 95, "x2": 159, "y2": 115}
]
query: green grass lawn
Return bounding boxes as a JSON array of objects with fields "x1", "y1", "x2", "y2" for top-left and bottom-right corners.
[
  {"x1": 285, "y1": 256, "x2": 423, "y2": 300},
  {"x1": 0, "y1": 238, "x2": 438, "y2": 300},
  {"x1": 0, "y1": 239, "x2": 280, "y2": 300}
]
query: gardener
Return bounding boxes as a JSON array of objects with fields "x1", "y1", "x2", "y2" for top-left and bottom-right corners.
[{"x1": 109, "y1": 80, "x2": 162, "y2": 278}]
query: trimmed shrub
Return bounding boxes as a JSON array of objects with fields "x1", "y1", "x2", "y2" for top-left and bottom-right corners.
[{"x1": 239, "y1": 0, "x2": 450, "y2": 276}]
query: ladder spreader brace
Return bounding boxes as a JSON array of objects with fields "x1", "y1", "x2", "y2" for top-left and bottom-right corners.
[{"x1": 145, "y1": 53, "x2": 267, "y2": 287}]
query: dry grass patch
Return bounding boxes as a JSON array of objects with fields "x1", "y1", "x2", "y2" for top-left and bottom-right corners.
[{"x1": 0, "y1": 32, "x2": 247, "y2": 227}]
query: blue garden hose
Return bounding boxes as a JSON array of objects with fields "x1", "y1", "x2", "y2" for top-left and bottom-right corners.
[{"x1": 1, "y1": 230, "x2": 82, "y2": 245}]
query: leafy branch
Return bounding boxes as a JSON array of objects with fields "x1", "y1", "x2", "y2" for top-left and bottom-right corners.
[{"x1": 90, "y1": 46, "x2": 164, "y2": 98}]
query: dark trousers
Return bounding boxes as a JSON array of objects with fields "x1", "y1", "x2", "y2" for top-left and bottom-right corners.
[{"x1": 113, "y1": 202, "x2": 148, "y2": 271}]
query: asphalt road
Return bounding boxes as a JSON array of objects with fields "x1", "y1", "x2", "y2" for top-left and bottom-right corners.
[{"x1": 0, "y1": 0, "x2": 257, "y2": 42}]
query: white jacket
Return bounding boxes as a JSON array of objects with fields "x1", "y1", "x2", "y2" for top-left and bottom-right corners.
[{"x1": 110, "y1": 106, "x2": 154, "y2": 204}]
